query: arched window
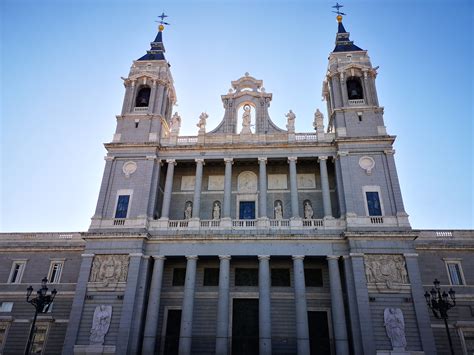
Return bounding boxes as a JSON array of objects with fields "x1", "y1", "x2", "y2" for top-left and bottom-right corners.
[
  {"x1": 346, "y1": 77, "x2": 364, "y2": 100},
  {"x1": 135, "y1": 86, "x2": 151, "y2": 107}
]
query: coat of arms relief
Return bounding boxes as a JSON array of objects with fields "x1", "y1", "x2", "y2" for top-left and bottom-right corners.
[
  {"x1": 364, "y1": 254, "x2": 409, "y2": 292},
  {"x1": 89, "y1": 255, "x2": 129, "y2": 287}
]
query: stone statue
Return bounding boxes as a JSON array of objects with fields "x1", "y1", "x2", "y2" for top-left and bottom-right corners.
[
  {"x1": 304, "y1": 201, "x2": 313, "y2": 219},
  {"x1": 170, "y1": 112, "x2": 181, "y2": 134},
  {"x1": 384, "y1": 308, "x2": 407, "y2": 350},
  {"x1": 197, "y1": 112, "x2": 208, "y2": 133},
  {"x1": 286, "y1": 110, "x2": 296, "y2": 133},
  {"x1": 212, "y1": 202, "x2": 221, "y2": 220},
  {"x1": 240, "y1": 105, "x2": 252, "y2": 134},
  {"x1": 90, "y1": 305, "x2": 112, "y2": 345},
  {"x1": 184, "y1": 202, "x2": 193, "y2": 219},
  {"x1": 364, "y1": 255, "x2": 409, "y2": 290},
  {"x1": 274, "y1": 201, "x2": 283, "y2": 220},
  {"x1": 313, "y1": 109, "x2": 324, "y2": 132},
  {"x1": 90, "y1": 255, "x2": 129, "y2": 286}
]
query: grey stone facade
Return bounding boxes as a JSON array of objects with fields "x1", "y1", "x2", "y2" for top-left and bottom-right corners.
[{"x1": 1, "y1": 16, "x2": 473, "y2": 355}]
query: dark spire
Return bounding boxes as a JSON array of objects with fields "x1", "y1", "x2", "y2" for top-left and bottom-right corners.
[
  {"x1": 137, "y1": 27, "x2": 166, "y2": 61},
  {"x1": 333, "y1": 15, "x2": 363, "y2": 52}
]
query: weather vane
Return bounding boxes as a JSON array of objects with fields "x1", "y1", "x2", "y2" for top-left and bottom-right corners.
[
  {"x1": 156, "y1": 12, "x2": 170, "y2": 26},
  {"x1": 332, "y1": 2, "x2": 346, "y2": 16}
]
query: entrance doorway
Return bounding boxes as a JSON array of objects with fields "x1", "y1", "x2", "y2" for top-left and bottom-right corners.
[
  {"x1": 163, "y1": 309, "x2": 181, "y2": 355},
  {"x1": 308, "y1": 311, "x2": 331, "y2": 355},
  {"x1": 239, "y1": 201, "x2": 256, "y2": 219},
  {"x1": 232, "y1": 298, "x2": 259, "y2": 355}
]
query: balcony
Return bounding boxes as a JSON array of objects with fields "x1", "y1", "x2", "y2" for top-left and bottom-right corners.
[
  {"x1": 133, "y1": 107, "x2": 149, "y2": 113},
  {"x1": 348, "y1": 99, "x2": 365, "y2": 106}
]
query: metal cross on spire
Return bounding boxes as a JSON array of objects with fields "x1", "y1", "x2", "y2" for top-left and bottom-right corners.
[
  {"x1": 156, "y1": 12, "x2": 170, "y2": 26},
  {"x1": 332, "y1": 2, "x2": 346, "y2": 16}
]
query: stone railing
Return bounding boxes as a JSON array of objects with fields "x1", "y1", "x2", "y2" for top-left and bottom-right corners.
[
  {"x1": 232, "y1": 219, "x2": 257, "y2": 228},
  {"x1": 302, "y1": 219, "x2": 324, "y2": 227},
  {"x1": 177, "y1": 136, "x2": 198, "y2": 145},
  {"x1": 269, "y1": 219, "x2": 291, "y2": 227},
  {"x1": 133, "y1": 107, "x2": 149, "y2": 113},
  {"x1": 295, "y1": 133, "x2": 318, "y2": 142},
  {"x1": 200, "y1": 220, "x2": 221, "y2": 228},
  {"x1": 348, "y1": 99, "x2": 365, "y2": 106}
]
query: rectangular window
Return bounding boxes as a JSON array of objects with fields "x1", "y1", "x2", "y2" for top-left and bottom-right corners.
[
  {"x1": 8, "y1": 261, "x2": 26, "y2": 283},
  {"x1": 446, "y1": 261, "x2": 465, "y2": 285},
  {"x1": 0, "y1": 321, "x2": 10, "y2": 354},
  {"x1": 172, "y1": 268, "x2": 186, "y2": 286},
  {"x1": 235, "y1": 268, "x2": 258, "y2": 286},
  {"x1": 48, "y1": 261, "x2": 64, "y2": 283},
  {"x1": 203, "y1": 268, "x2": 219, "y2": 286},
  {"x1": 115, "y1": 195, "x2": 130, "y2": 218},
  {"x1": 366, "y1": 191, "x2": 382, "y2": 216},
  {"x1": 271, "y1": 268, "x2": 291, "y2": 287},
  {"x1": 305, "y1": 268, "x2": 323, "y2": 287},
  {"x1": 31, "y1": 323, "x2": 48, "y2": 354},
  {"x1": 0, "y1": 302, "x2": 13, "y2": 312}
]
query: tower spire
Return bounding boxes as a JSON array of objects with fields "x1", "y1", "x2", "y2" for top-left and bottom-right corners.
[
  {"x1": 331, "y1": 4, "x2": 363, "y2": 52},
  {"x1": 138, "y1": 13, "x2": 170, "y2": 61}
]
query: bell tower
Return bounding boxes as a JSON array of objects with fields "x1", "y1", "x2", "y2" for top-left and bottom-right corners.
[
  {"x1": 322, "y1": 14, "x2": 386, "y2": 138},
  {"x1": 113, "y1": 22, "x2": 176, "y2": 144}
]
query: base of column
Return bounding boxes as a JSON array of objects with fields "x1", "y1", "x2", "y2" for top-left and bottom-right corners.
[
  {"x1": 376, "y1": 351, "x2": 424, "y2": 355},
  {"x1": 73, "y1": 345, "x2": 116, "y2": 355},
  {"x1": 156, "y1": 217, "x2": 169, "y2": 228}
]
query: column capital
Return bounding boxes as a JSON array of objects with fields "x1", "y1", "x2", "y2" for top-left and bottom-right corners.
[
  {"x1": 129, "y1": 252, "x2": 144, "y2": 257},
  {"x1": 318, "y1": 155, "x2": 329, "y2": 162},
  {"x1": 224, "y1": 157, "x2": 234, "y2": 164},
  {"x1": 349, "y1": 252, "x2": 364, "y2": 257},
  {"x1": 166, "y1": 159, "x2": 177, "y2": 165},
  {"x1": 403, "y1": 253, "x2": 418, "y2": 258},
  {"x1": 195, "y1": 158, "x2": 205, "y2": 165},
  {"x1": 326, "y1": 255, "x2": 340, "y2": 261},
  {"x1": 337, "y1": 151, "x2": 349, "y2": 158},
  {"x1": 384, "y1": 149, "x2": 396, "y2": 155},
  {"x1": 292, "y1": 255, "x2": 305, "y2": 261},
  {"x1": 219, "y1": 255, "x2": 231, "y2": 260},
  {"x1": 152, "y1": 255, "x2": 167, "y2": 261},
  {"x1": 81, "y1": 253, "x2": 95, "y2": 258},
  {"x1": 186, "y1": 255, "x2": 198, "y2": 260},
  {"x1": 287, "y1": 156, "x2": 298, "y2": 163},
  {"x1": 258, "y1": 255, "x2": 270, "y2": 261},
  {"x1": 152, "y1": 80, "x2": 157, "y2": 87},
  {"x1": 158, "y1": 159, "x2": 163, "y2": 166},
  {"x1": 146, "y1": 155, "x2": 158, "y2": 161},
  {"x1": 104, "y1": 156, "x2": 115, "y2": 161},
  {"x1": 258, "y1": 157, "x2": 268, "y2": 163}
]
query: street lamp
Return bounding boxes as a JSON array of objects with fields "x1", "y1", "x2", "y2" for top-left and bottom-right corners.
[
  {"x1": 424, "y1": 278, "x2": 456, "y2": 355},
  {"x1": 24, "y1": 277, "x2": 57, "y2": 355}
]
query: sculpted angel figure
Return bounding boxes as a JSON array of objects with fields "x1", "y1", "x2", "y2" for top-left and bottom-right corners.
[
  {"x1": 384, "y1": 308, "x2": 407, "y2": 350},
  {"x1": 90, "y1": 305, "x2": 112, "y2": 345},
  {"x1": 286, "y1": 109, "x2": 296, "y2": 133},
  {"x1": 197, "y1": 112, "x2": 208, "y2": 133}
]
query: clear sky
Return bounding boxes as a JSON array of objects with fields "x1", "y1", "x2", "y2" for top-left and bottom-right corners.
[{"x1": 1, "y1": 0, "x2": 473, "y2": 232}]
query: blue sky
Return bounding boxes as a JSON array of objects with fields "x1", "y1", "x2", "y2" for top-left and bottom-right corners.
[{"x1": 1, "y1": 0, "x2": 472, "y2": 232}]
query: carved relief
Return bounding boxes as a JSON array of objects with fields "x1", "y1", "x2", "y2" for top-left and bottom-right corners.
[
  {"x1": 364, "y1": 255, "x2": 409, "y2": 291},
  {"x1": 90, "y1": 305, "x2": 112, "y2": 345},
  {"x1": 208, "y1": 176, "x2": 224, "y2": 191},
  {"x1": 297, "y1": 174, "x2": 316, "y2": 189},
  {"x1": 268, "y1": 174, "x2": 288, "y2": 190},
  {"x1": 237, "y1": 171, "x2": 258, "y2": 192},
  {"x1": 181, "y1": 176, "x2": 195, "y2": 191},
  {"x1": 122, "y1": 161, "x2": 137, "y2": 178},
  {"x1": 359, "y1": 156, "x2": 375, "y2": 175},
  {"x1": 90, "y1": 255, "x2": 129, "y2": 285}
]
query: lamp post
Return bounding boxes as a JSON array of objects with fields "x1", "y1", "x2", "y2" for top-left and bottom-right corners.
[
  {"x1": 424, "y1": 278, "x2": 456, "y2": 355},
  {"x1": 24, "y1": 277, "x2": 57, "y2": 355}
]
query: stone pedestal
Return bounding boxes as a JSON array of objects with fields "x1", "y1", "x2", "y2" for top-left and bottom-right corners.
[{"x1": 73, "y1": 345, "x2": 116, "y2": 355}]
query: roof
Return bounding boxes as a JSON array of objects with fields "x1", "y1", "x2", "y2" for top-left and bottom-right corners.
[
  {"x1": 138, "y1": 30, "x2": 166, "y2": 61},
  {"x1": 333, "y1": 19, "x2": 363, "y2": 53}
]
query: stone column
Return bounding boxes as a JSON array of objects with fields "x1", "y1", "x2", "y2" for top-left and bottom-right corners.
[
  {"x1": 258, "y1": 157, "x2": 268, "y2": 219},
  {"x1": 142, "y1": 256, "x2": 166, "y2": 354},
  {"x1": 192, "y1": 159, "x2": 205, "y2": 219},
  {"x1": 334, "y1": 155, "x2": 346, "y2": 217},
  {"x1": 223, "y1": 158, "x2": 233, "y2": 219},
  {"x1": 258, "y1": 255, "x2": 272, "y2": 354},
  {"x1": 121, "y1": 85, "x2": 132, "y2": 115},
  {"x1": 154, "y1": 85, "x2": 165, "y2": 114},
  {"x1": 318, "y1": 156, "x2": 333, "y2": 218},
  {"x1": 128, "y1": 80, "x2": 137, "y2": 113},
  {"x1": 215, "y1": 255, "x2": 231, "y2": 355},
  {"x1": 160, "y1": 159, "x2": 176, "y2": 219},
  {"x1": 327, "y1": 256, "x2": 349, "y2": 355},
  {"x1": 339, "y1": 72, "x2": 348, "y2": 106},
  {"x1": 288, "y1": 157, "x2": 299, "y2": 218},
  {"x1": 61, "y1": 254, "x2": 94, "y2": 355},
  {"x1": 362, "y1": 71, "x2": 372, "y2": 106},
  {"x1": 147, "y1": 160, "x2": 162, "y2": 218},
  {"x1": 404, "y1": 253, "x2": 437, "y2": 354},
  {"x1": 292, "y1": 256, "x2": 310, "y2": 355},
  {"x1": 179, "y1": 256, "x2": 198, "y2": 355},
  {"x1": 148, "y1": 80, "x2": 157, "y2": 113}
]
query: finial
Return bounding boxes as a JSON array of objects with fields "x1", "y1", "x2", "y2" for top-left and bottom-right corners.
[
  {"x1": 332, "y1": 2, "x2": 346, "y2": 22},
  {"x1": 156, "y1": 12, "x2": 170, "y2": 32}
]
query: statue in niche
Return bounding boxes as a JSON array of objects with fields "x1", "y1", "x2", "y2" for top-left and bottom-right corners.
[
  {"x1": 304, "y1": 200, "x2": 314, "y2": 219},
  {"x1": 274, "y1": 201, "x2": 283, "y2": 220},
  {"x1": 90, "y1": 305, "x2": 112, "y2": 345},
  {"x1": 184, "y1": 202, "x2": 193, "y2": 219},
  {"x1": 240, "y1": 105, "x2": 252, "y2": 134},
  {"x1": 170, "y1": 112, "x2": 181, "y2": 134},
  {"x1": 212, "y1": 201, "x2": 221, "y2": 220},
  {"x1": 90, "y1": 255, "x2": 129, "y2": 286},
  {"x1": 286, "y1": 110, "x2": 296, "y2": 133},
  {"x1": 197, "y1": 112, "x2": 208, "y2": 133},
  {"x1": 364, "y1": 255, "x2": 409, "y2": 289},
  {"x1": 313, "y1": 109, "x2": 324, "y2": 132},
  {"x1": 384, "y1": 308, "x2": 407, "y2": 350}
]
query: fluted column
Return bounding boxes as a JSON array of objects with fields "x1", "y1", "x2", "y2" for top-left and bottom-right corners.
[
  {"x1": 258, "y1": 255, "x2": 272, "y2": 354},
  {"x1": 318, "y1": 156, "x2": 333, "y2": 218},
  {"x1": 160, "y1": 159, "x2": 176, "y2": 219},
  {"x1": 179, "y1": 256, "x2": 198, "y2": 355},
  {"x1": 142, "y1": 256, "x2": 166, "y2": 354},
  {"x1": 192, "y1": 159, "x2": 205, "y2": 219},
  {"x1": 292, "y1": 256, "x2": 310, "y2": 355},
  {"x1": 215, "y1": 255, "x2": 231, "y2": 354},
  {"x1": 288, "y1": 157, "x2": 299, "y2": 218},
  {"x1": 223, "y1": 158, "x2": 233, "y2": 219},
  {"x1": 327, "y1": 256, "x2": 349, "y2": 355},
  {"x1": 258, "y1": 157, "x2": 268, "y2": 218}
]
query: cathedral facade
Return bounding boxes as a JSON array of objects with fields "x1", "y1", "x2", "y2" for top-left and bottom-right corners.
[{"x1": 0, "y1": 15, "x2": 473, "y2": 355}]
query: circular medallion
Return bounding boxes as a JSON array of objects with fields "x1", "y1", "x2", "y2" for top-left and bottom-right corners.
[
  {"x1": 122, "y1": 161, "x2": 137, "y2": 178},
  {"x1": 359, "y1": 156, "x2": 375, "y2": 175}
]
